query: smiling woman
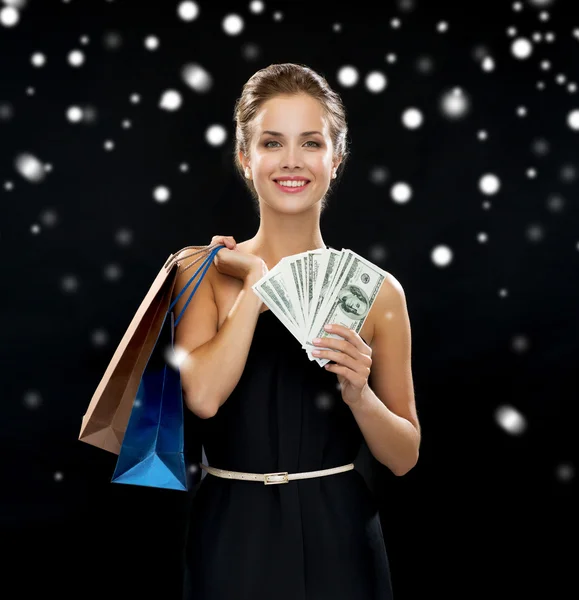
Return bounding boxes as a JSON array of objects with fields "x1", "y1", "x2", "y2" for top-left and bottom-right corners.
[
  {"x1": 232, "y1": 63, "x2": 350, "y2": 218},
  {"x1": 179, "y1": 63, "x2": 397, "y2": 600},
  {"x1": 238, "y1": 92, "x2": 340, "y2": 213}
]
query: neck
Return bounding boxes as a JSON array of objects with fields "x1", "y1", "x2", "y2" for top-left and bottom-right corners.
[{"x1": 248, "y1": 210, "x2": 326, "y2": 269}]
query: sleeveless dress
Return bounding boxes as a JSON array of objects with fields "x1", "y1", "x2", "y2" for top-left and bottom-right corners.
[{"x1": 181, "y1": 273, "x2": 394, "y2": 599}]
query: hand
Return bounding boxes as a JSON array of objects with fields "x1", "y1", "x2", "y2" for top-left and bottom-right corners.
[
  {"x1": 210, "y1": 235, "x2": 267, "y2": 283},
  {"x1": 311, "y1": 323, "x2": 373, "y2": 406}
]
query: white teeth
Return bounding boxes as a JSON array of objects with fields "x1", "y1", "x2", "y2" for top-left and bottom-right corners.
[{"x1": 277, "y1": 180, "x2": 308, "y2": 187}]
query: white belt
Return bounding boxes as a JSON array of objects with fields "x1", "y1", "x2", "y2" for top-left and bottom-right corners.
[{"x1": 200, "y1": 462, "x2": 355, "y2": 485}]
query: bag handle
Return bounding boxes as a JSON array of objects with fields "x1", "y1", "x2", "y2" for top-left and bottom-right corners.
[
  {"x1": 163, "y1": 243, "x2": 222, "y2": 273},
  {"x1": 167, "y1": 243, "x2": 225, "y2": 328}
]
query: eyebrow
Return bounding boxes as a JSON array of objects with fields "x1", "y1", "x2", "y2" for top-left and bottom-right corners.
[{"x1": 260, "y1": 130, "x2": 323, "y2": 137}]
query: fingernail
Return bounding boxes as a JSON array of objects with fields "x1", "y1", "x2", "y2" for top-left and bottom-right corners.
[
  {"x1": 324, "y1": 324, "x2": 333, "y2": 331},
  {"x1": 313, "y1": 338, "x2": 321, "y2": 344}
]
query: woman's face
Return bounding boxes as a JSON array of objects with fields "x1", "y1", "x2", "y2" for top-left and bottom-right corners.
[{"x1": 243, "y1": 93, "x2": 339, "y2": 211}]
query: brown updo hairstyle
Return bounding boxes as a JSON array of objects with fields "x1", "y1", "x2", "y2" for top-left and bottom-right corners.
[{"x1": 233, "y1": 63, "x2": 350, "y2": 214}]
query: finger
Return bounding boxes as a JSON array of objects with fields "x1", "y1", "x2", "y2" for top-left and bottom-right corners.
[
  {"x1": 212, "y1": 236, "x2": 235, "y2": 249},
  {"x1": 324, "y1": 323, "x2": 368, "y2": 352},
  {"x1": 324, "y1": 362, "x2": 369, "y2": 388},
  {"x1": 316, "y1": 329, "x2": 364, "y2": 361},
  {"x1": 315, "y1": 335, "x2": 372, "y2": 370},
  {"x1": 315, "y1": 336, "x2": 358, "y2": 361},
  {"x1": 327, "y1": 366, "x2": 371, "y2": 392},
  {"x1": 313, "y1": 348, "x2": 360, "y2": 372}
]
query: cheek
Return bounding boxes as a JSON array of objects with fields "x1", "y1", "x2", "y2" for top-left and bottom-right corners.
[
  {"x1": 316, "y1": 151, "x2": 335, "y2": 171},
  {"x1": 252, "y1": 153, "x2": 331, "y2": 179},
  {"x1": 308, "y1": 156, "x2": 331, "y2": 175},
  {"x1": 253, "y1": 155, "x2": 275, "y2": 174}
]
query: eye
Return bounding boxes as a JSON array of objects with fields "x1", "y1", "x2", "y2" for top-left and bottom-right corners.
[{"x1": 264, "y1": 140, "x2": 320, "y2": 148}]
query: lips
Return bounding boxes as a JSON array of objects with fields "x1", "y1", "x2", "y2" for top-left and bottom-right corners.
[
  {"x1": 274, "y1": 178, "x2": 311, "y2": 183},
  {"x1": 274, "y1": 180, "x2": 311, "y2": 193}
]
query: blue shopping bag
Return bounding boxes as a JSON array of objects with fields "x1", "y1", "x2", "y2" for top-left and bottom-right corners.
[{"x1": 111, "y1": 245, "x2": 223, "y2": 491}]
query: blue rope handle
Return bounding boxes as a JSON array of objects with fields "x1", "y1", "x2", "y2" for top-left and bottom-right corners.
[{"x1": 169, "y1": 244, "x2": 225, "y2": 328}]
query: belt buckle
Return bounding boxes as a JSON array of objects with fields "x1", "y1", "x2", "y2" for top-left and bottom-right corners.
[{"x1": 264, "y1": 471, "x2": 289, "y2": 485}]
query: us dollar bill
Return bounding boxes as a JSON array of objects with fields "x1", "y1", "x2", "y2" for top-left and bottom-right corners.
[
  {"x1": 303, "y1": 249, "x2": 388, "y2": 365},
  {"x1": 279, "y1": 253, "x2": 309, "y2": 334},
  {"x1": 305, "y1": 247, "x2": 343, "y2": 341},
  {"x1": 251, "y1": 247, "x2": 388, "y2": 366},
  {"x1": 251, "y1": 276, "x2": 303, "y2": 346}
]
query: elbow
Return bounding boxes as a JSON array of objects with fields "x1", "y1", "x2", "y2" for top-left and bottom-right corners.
[
  {"x1": 200, "y1": 403, "x2": 218, "y2": 419},
  {"x1": 193, "y1": 403, "x2": 218, "y2": 420},
  {"x1": 182, "y1": 386, "x2": 218, "y2": 420},
  {"x1": 393, "y1": 451, "x2": 419, "y2": 477},
  {"x1": 181, "y1": 362, "x2": 219, "y2": 419},
  {"x1": 394, "y1": 426, "x2": 420, "y2": 476},
  {"x1": 393, "y1": 462, "x2": 416, "y2": 477},
  {"x1": 185, "y1": 399, "x2": 217, "y2": 420}
]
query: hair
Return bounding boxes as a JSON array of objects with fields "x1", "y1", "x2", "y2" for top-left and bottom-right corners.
[{"x1": 232, "y1": 63, "x2": 350, "y2": 215}]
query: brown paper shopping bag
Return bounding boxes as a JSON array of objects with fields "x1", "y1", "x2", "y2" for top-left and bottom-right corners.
[{"x1": 78, "y1": 243, "x2": 221, "y2": 454}]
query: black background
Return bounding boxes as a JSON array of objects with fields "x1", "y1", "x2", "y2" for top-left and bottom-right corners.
[{"x1": 0, "y1": 1, "x2": 576, "y2": 598}]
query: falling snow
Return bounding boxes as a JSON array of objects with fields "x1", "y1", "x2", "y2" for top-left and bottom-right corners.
[{"x1": 0, "y1": 4, "x2": 574, "y2": 594}]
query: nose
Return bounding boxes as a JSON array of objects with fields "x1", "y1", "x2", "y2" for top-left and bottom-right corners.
[{"x1": 280, "y1": 144, "x2": 304, "y2": 170}]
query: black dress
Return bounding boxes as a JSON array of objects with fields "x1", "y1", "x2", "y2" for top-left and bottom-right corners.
[{"x1": 182, "y1": 301, "x2": 394, "y2": 599}]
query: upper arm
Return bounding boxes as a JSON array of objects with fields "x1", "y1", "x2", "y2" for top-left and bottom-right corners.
[
  {"x1": 369, "y1": 274, "x2": 421, "y2": 442},
  {"x1": 171, "y1": 250, "x2": 219, "y2": 396}
]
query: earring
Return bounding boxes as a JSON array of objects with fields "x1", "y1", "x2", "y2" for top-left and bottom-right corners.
[
  {"x1": 245, "y1": 167, "x2": 251, "y2": 179},
  {"x1": 332, "y1": 171, "x2": 337, "y2": 179}
]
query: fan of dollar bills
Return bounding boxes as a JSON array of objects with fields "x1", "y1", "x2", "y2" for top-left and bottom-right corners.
[{"x1": 251, "y1": 247, "x2": 388, "y2": 367}]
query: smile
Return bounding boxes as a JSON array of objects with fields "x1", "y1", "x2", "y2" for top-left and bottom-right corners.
[{"x1": 274, "y1": 180, "x2": 311, "y2": 193}]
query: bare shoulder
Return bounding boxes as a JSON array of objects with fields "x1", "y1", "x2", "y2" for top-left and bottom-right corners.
[
  {"x1": 173, "y1": 247, "x2": 218, "y2": 288},
  {"x1": 370, "y1": 272, "x2": 406, "y2": 343},
  {"x1": 172, "y1": 243, "x2": 250, "y2": 329},
  {"x1": 381, "y1": 272, "x2": 405, "y2": 301}
]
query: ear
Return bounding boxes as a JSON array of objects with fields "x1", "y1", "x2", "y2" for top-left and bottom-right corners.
[
  {"x1": 332, "y1": 156, "x2": 342, "y2": 173},
  {"x1": 238, "y1": 150, "x2": 249, "y2": 171}
]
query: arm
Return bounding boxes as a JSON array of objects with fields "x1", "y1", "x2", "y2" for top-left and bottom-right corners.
[
  {"x1": 349, "y1": 274, "x2": 420, "y2": 476},
  {"x1": 180, "y1": 269, "x2": 264, "y2": 419}
]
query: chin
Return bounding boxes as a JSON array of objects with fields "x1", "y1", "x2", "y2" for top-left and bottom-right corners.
[{"x1": 259, "y1": 190, "x2": 316, "y2": 206}]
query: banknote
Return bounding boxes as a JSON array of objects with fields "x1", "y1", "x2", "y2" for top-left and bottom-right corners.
[
  {"x1": 250, "y1": 273, "x2": 303, "y2": 345},
  {"x1": 304, "y1": 248, "x2": 388, "y2": 365},
  {"x1": 252, "y1": 247, "x2": 388, "y2": 366}
]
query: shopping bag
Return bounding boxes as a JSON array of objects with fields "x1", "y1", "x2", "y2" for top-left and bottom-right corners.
[
  {"x1": 78, "y1": 243, "x2": 223, "y2": 455},
  {"x1": 111, "y1": 244, "x2": 220, "y2": 491},
  {"x1": 110, "y1": 309, "x2": 185, "y2": 490}
]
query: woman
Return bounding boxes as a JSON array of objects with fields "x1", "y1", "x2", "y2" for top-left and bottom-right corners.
[{"x1": 173, "y1": 63, "x2": 420, "y2": 600}]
